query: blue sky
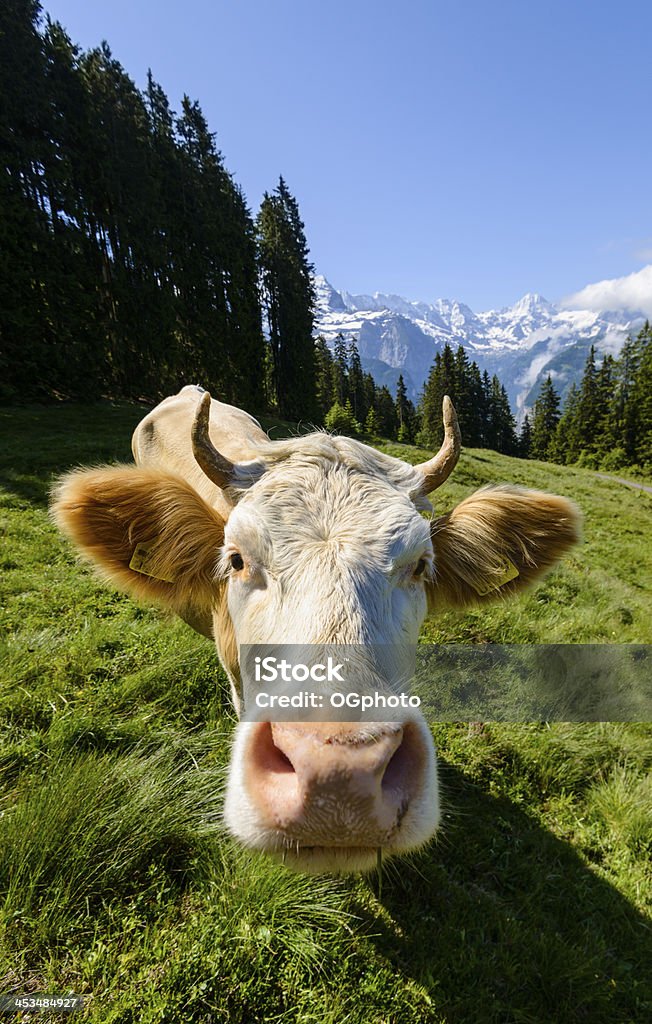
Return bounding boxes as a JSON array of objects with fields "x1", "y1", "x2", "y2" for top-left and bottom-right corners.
[{"x1": 42, "y1": 0, "x2": 652, "y2": 310}]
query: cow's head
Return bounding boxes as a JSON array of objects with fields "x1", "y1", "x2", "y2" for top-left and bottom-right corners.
[{"x1": 52, "y1": 390, "x2": 580, "y2": 873}]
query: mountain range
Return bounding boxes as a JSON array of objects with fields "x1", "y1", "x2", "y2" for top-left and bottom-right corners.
[{"x1": 314, "y1": 274, "x2": 647, "y2": 418}]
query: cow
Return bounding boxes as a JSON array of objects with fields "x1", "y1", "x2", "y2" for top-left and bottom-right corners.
[{"x1": 52, "y1": 384, "x2": 580, "y2": 874}]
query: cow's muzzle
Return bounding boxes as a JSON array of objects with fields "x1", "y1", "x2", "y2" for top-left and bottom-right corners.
[{"x1": 225, "y1": 717, "x2": 436, "y2": 871}]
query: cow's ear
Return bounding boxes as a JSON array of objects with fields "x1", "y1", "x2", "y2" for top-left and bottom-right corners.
[
  {"x1": 427, "y1": 485, "x2": 581, "y2": 608},
  {"x1": 51, "y1": 466, "x2": 226, "y2": 625}
]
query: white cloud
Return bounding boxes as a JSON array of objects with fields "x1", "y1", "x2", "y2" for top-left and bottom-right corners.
[{"x1": 561, "y1": 264, "x2": 652, "y2": 317}]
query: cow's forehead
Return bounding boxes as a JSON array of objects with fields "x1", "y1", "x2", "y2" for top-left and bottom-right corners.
[{"x1": 226, "y1": 451, "x2": 432, "y2": 569}]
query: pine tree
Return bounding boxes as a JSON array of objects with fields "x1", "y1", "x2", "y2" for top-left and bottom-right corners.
[
  {"x1": 314, "y1": 335, "x2": 335, "y2": 421},
  {"x1": 174, "y1": 94, "x2": 232, "y2": 390},
  {"x1": 347, "y1": 340, "x2": 366, "y2": 421},
  {"x1": 480, "y1": 370, "x2": 492, "y2": 446},
  {"x1": 594, "y1": 354, "x2": 618, "y2": 457},
  {"x1": 465, "y1": 360, "x2": 486, "y2": 447},
  {"x1": 364, "y1": 405, "x2": 380, "y2": 436},
  {"x1": 549, "y1": 383, "x2": 581, "y2": 464},
  {"x1": 631, "y1": 322, "x2": 652, "y2": 466},
  {"x1": 325, "y1": 400, "x2": 360, "y2": 436},
  {"x1": 375, "y1": 386, "x2": 399, "y2": 439},
  {"x1": 418, "y1": 345, "x2": 456, "y2": 447},
  {"x1": 395, "y1": 374, "x2": 412, "y2": 442},
  {"x1": 257, "y1": 177, "x2": 316, "y2": 419},
  {"x1": 331, "y1": 334, "x2": 349, "y2": 405},
  {"x1": 576, "y1": 345, "x2": 601, "y2": 452},
  {"x1": 453, "y1": 345, "x2": 472, "y2": 422},
  {"x1": 453, "y1": 345, "x2": 484, "y2": 445},
  {"x1": 140, "y1": 69, "x2": 180, "y2": 390},
  {"x1": 519, "y1": 414, "x2": 532, "y2": 458},
  {"x1": 613, "y1": 331, "x2": 643, "y2": 460},
  {"x1": 530, "y1": 375, "x2": 561, "y2": 460},
  {"x1": 362, "y1": 372, "x2": 377, "y2": 424},
  {"x1": 38, "y1": 19, "x2": 104, "y2": 394},
  {"x1": 485, "y1": 376, "x2": 518, "y2": 454}
]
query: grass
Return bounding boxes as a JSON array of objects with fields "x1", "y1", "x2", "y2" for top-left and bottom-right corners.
[
  {"x1": 379, "y1": 438, "x2": 652, "y2": 645},
  {"x1": 0, "y1": 401, "x2": 651, "y2": 1023}
]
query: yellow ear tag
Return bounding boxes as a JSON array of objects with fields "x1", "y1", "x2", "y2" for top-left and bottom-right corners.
[
  {"x1": 129, "y1": 542, "x2": 177, "y2": 583},
  {"x1": 471, "y1": 557, "x2": 519, "y2": 596}
]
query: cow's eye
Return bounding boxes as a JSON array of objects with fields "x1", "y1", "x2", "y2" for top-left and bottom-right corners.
[
  {"x1": 413, "y1": 558, "x2": 428, "y2": 578},
  {"x1": 229, "y1": 552, "x2": 244, "y2": 572}
]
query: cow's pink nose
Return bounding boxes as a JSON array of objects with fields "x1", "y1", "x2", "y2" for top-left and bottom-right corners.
[{"x1": 243, "y1": 720, "x2": 426, "y2": 847}]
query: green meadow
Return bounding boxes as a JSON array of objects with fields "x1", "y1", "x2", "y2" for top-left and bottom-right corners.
[{"x1": 0, "y1": 402, "x2": 650, "y2": 1023}]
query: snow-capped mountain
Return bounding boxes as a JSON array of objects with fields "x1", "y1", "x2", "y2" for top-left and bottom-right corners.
[{"x1": 314, "y1": 274, "x2": 646, "y2": 417}]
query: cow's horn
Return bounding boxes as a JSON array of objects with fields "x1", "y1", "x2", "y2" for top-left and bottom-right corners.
[
  {"x1": 415, "y1": 395, "x2": 461, "y2": 494},
  {"x1": 191, "y1": 391, "x2": 235, "y2": 490}
]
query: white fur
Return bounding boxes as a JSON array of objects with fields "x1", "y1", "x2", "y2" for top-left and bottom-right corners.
[{"x1": 220, "y1": 460, "x2": 440, "y2": 872}]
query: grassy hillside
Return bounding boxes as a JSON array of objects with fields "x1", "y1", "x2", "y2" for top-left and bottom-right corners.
[{"x1": 1, "y1": 402, "x2": 650, "y2": 1024}]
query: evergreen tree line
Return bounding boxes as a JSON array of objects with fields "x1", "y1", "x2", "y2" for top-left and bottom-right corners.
[
  {"x1": 316, "y1": 336, "x2": 524, "y2": 455},
  {"x1": 0, "y1": 0, "x2": 316, "y2": 416},
  {"x1": 417, "y1": 342, "x2": 520, "y2": 454},
  {"x1": 524, "y1": 322, "x2": 652, "y2": 472},
  {"x1": 313, "y1": 334, "x2": 417, "y2": 440}
]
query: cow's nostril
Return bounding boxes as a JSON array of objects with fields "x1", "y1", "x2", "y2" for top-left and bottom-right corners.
[
  {"x1": 253, "y1": 722, "x2": 296, "y2": 775},
  {"x1": 382, "y1": 741, "x2": 408, "y2": 793},
  {"x1": 381, "y1": 723, "x2": 421, "y2": 797},
  {"x1": 274, "y1": 747, "x2": 295, "y2": 773}
]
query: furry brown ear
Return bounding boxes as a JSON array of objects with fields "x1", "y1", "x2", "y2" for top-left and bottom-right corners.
[
  {"x1": 51, "y1": 466, "x2": 226, "y2": 629},
  {"x1": 428, "y1": 485, "x2": 581, "y2": 608}
]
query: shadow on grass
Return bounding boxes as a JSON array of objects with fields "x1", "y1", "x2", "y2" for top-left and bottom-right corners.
[
  {"x1": 0, "y1": 402, "x2": 302, "y2": 507},
  {"x1": 361, "y1": 761, "x2": 650, "y2": 1024},
  {"x1": 0, "y1": 403, "x2": 143, "y2": 508}
]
